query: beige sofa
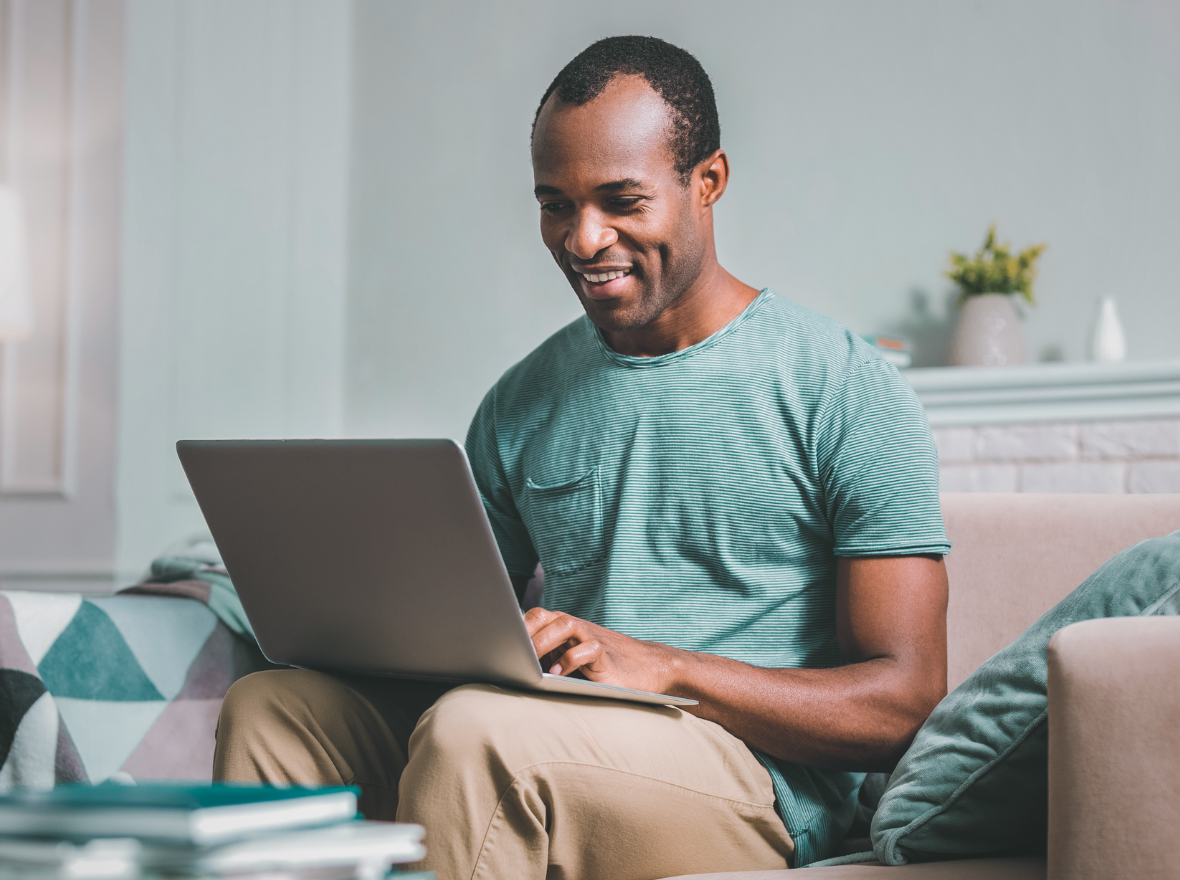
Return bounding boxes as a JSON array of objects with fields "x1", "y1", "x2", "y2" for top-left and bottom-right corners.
[{"x1": 669, "y1": 492, "x2": 1180, "y2": 880}]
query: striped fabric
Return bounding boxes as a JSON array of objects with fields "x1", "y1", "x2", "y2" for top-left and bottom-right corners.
[{"x1": 466, "y1": 289, "x2": 949, "y2": 865}]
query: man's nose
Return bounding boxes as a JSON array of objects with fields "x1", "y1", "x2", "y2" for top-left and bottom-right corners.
[{"x1": 566, "y1": 209, "x2": 618, "y2": 261}]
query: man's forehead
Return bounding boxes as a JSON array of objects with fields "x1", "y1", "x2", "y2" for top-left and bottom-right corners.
[
  {"x1": 534, "y1": 177, "x2": 647, "y2": 197},
  {"x1": 531, "y1": 75, "x2": 677, "y2": 179}
]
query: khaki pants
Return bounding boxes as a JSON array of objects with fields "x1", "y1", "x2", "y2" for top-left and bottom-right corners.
[{"x1": 214, "y1": 670, "x2": 794, "y2": 880}]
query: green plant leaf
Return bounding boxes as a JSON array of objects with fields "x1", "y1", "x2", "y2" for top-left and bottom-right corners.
[{"x1": 945, "y1": 224, "x2": 1046, "y2": 305}]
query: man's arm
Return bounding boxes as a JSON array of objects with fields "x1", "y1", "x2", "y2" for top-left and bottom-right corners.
[{"x1": 525, "y1": 554, "x2": 948, "y2": 772}]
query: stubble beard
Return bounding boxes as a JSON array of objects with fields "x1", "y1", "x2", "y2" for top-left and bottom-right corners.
[
  {"x1": 578, "y1": 229, "x2": 706, "y2": 335},
  {"x1": 577, "y1": 266, "x2": 688, "y2": 334}
]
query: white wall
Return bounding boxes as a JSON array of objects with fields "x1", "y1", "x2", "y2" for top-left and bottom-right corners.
[
  {"x1": 116, "y1": 0, "x2": 352, "y2": 580},
  {"x1": 345, "y1": 0, "x2": 1180, "y2": 442},
  {"x1": 109, "y1": 0, "x2": 1180, "y2": 579}
]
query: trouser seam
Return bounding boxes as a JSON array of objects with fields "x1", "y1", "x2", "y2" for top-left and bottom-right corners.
[
  {"x1": 509, "y1": 759, "x2": 778, "y2": 809},
  {"x1": 468, "y1": 760, "x2": 783, "y2": 880}
]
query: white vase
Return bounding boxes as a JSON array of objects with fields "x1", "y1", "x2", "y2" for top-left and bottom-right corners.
[
  {"x1": 1088, "y1": 296, "x2": 1126, "y2": 363},
  {"x1": 948, "y1": 293, "x2": 1026, "y2": 367}
]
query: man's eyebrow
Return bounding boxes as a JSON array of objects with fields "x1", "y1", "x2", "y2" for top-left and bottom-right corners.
[
  {"x1": 533, "y1": 178, "x2": 648, "y2": 198},
  {"x1": 595, "y1": 178, "x2": 645, "y2": 192}
]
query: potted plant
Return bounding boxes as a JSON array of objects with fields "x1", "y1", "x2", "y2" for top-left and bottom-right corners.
[{"x1": 945, "y1": 225, "x2": 1046, "y2": 367}]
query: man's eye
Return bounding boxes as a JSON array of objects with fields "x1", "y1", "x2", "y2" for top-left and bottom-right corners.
[
  {"x1": 610, "y1": 198, "x2": 643, "y2": 210},
  {"x1": 539, "y1": 202, "x2": 569, "y2": 214}
]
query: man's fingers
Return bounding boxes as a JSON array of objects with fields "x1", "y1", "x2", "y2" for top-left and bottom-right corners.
[
  {"x1": 523, "y1": 606, "x2": 554, "y2": 635},
  {"x1": 529, "y1": 613, "x2": 583, "y2": 657},
  {"x1": 523, "y1": 610, "x2": 616, "y2": 679},
  {"x1": 524, "y1": 609, "x2": 660, "y2": 690},
  {"x1": 550, "y1": 639, "x2": 604, "y2": 677}
]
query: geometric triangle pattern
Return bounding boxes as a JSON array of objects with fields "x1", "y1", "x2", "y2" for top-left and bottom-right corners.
[
  {"x1": 175, "y1": 625, "x2": 276, "y2": 701},
  {"x1": 54, "y1": 698, "x2": 168, "y2": 784},
  {"x1": 0, "y1": 596, "x2": 38, "y2": 675},
  {"x1": 174, "y1": 626, "x2": 240, "y2": 700},
  {"x1": 37, "y1": 602, "x2": 164, "y2": 701},
  {"x1": 54, "y1": 719, "x2": 88, "y2": 785},
  {"x1": 1, "y1": 587, "x2": 274, "y2": 789},
  {"x1": 0, "y1": 670, "x2": 47, "y2": 769},
  {"x1": 89, "y1": 595, "x2": 216, "y2": 701},
  {"x1": 120, "y1": 699, "x2": 223, "y2": 781},
  {"x1": 5, "y1": 591, "x2": 82, "y2": 666},
  {"x1": 0, "y1": 690, "x2": 59, "y2": 791}
]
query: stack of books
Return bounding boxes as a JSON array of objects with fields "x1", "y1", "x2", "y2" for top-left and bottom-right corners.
[
  {"x1": 861, "y1": 334, "x2": 913, "y2": 369},
  {"x1": 0, "y1": 782, "x2": 430, "y2": 879}
]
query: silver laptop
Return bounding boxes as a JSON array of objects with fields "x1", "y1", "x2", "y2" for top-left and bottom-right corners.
[{"x1": 176, "y1": 439, "x2": 695, "y2": 707}]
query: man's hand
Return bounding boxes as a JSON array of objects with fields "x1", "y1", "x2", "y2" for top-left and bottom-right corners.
[
  {"x1": 522, "y1": 555, "x2": 948, "y2": 773},
  {"x1": 524, "y1": 607, "x2": 683, "y2": 695}
]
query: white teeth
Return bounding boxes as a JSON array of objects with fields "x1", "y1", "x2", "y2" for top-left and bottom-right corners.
[{"x1": 582, "y1": 270, "x2": 627, "y2": 283}]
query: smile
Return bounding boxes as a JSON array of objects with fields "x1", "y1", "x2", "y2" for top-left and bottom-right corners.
[{"x1": 578, "y1": 269, "x2": 630, "y2": 283}]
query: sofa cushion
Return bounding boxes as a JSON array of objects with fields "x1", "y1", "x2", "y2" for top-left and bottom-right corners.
[
  {"x1": 940, "y1": 492, "x2": 1180, "y2": 690},
  {"x1": 870, "y1": 531, "x2": 1180, "y2": 864}
]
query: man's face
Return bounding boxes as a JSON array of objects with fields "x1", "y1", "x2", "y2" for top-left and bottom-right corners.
[{"x1": 531, "y1": 76, "x2": 707, "y2": 334}]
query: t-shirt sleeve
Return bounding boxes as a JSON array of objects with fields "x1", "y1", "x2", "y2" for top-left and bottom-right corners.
[
  {"x1": 815, "y1": 356, "x2": 950, "y2": 557},
  {"x1": 465, "y1": 386, "x2": 540, "y2": 579}
]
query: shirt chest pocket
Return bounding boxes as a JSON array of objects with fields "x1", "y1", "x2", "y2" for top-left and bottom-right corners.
[{"x1": 523, "y1": 467, "x2": 604, "y2": 577}]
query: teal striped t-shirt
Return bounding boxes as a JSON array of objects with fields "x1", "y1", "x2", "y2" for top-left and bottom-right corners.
[{"x1": 465, "y1": 289, "x2": 950, "y2": 866}]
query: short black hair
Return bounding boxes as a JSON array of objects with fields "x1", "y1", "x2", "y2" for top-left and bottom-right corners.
[{"x1": 533, "y1": 36, "x2": 721, "y2": 183}]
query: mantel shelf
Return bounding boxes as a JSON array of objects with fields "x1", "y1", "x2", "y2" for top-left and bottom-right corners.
[{"x1": 903, "y1": 361, "x2": 1180, "y2": 427}]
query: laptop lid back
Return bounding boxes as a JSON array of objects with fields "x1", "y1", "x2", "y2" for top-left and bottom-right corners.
[{"x1": 176, "y1": 439, "x2": 543, "y2": 685}]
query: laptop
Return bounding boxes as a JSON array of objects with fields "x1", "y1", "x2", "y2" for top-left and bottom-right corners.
[{"x1": 176, "y1": 439, "x2": 695, "y2": 707}]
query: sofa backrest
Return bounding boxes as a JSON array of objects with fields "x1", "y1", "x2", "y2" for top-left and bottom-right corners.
[{"x1": 941, "y1": 492, "x2": 1180, "y2": 690}]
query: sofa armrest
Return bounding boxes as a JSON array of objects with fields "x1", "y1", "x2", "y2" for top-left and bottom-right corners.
[{"x1": 1047, "y1": 616, "x2": 1180, "y2": 880}]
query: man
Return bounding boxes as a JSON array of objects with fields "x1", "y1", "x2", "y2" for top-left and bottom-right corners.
[{"x1": 215, "y1": 36, "x2": 950, "y2": 878}]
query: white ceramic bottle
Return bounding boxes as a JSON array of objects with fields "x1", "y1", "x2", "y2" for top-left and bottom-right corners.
[{"x1": 1088, "y1": 297, "x2": 1126, "y2": 363}]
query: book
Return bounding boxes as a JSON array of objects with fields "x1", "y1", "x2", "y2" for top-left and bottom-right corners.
[
  {"x1": 0, "y1": 820, "x2": 426, "y2": 878},
  {"x1": 861, "y1": 334, "x2": 913, "y2": 369},
  {"x1": 0, "y1": 783, "x2": 358, "y2": 846},
  {"x1": 199, "y1": 820, "x2": 425, "y2": 874}
]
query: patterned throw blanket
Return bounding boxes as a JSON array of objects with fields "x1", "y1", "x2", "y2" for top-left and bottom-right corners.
[{"x1": 0, "y1": 535, "x2": 272, "y2": 790}]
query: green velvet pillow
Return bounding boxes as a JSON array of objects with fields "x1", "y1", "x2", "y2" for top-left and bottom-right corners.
[{"x1": 871, "y1": 531, "x2": 1180, "y2": 864}]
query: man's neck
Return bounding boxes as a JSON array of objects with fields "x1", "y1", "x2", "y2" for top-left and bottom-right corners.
[{"x1": 602, "y1": 264, "x2": 762, "y2": 358}]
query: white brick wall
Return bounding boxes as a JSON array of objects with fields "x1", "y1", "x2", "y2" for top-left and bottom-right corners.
[
  {"x1": 975, "y1": 425, "x2": 1077, "y2": 461},
  {"x1": 932, "y1": 418, "x2": 1180, "y2": 494},
  {"x1": 932, "y1": 427, "x2": 974, "y2": 463},
  {"x1": 938, "y1": 464, "x2": 1018, "y2": 492},
  {"x1": 1080, "y1": 420, "x2": 1180, "y2": 459},
  {"x1": 1020, "y1": 462, "x2": 1126, "y2": 493},
  {"x1": 1129, "y1": 461, "x2": 1180, "y2": 493}
]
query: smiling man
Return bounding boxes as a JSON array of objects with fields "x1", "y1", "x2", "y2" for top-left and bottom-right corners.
[{"x1": 215, "y1": 36, "x2": 951, "y2": 878}]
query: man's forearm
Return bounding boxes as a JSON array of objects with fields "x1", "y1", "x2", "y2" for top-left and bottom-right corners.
[
  {"x1": 666, "y1": 648, "x2": 944, "y2": 772},
  {"x1": 526, "y1": 555, "x2": 949, "y2": 773},
  {"x1": 668, "y1": 555, "x2": 949, "y2": 771}
]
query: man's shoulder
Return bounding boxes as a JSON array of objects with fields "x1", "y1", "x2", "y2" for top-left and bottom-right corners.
[{"x1": 753, "y1": 290, "x2": 886, "y2": 382}]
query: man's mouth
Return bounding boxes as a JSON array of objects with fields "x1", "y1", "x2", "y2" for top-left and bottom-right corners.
[
  {"x1": 580, "y1": 269, "x2": 629, "y2": 283},
  {"x1": 573, "y1": 267, "x2": 633, "y2": 300}
]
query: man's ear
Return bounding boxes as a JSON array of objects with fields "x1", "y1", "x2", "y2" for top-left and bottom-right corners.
[{"x1": 698, "y1": 149, "x2": 729, "y2": 208}]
